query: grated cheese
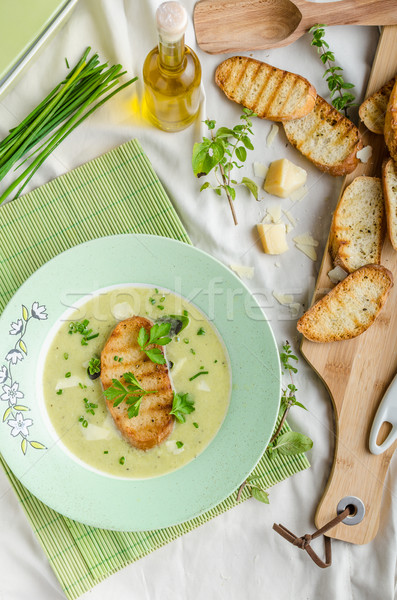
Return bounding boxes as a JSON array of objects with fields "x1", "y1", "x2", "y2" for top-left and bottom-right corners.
[{"x1": 267, "y1": 205, "x2": 282, "y2": 223}]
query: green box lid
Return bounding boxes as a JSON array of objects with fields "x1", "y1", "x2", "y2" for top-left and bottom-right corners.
[{"x1": 0, "y1": 0, "x2": 73, "y2": 83}]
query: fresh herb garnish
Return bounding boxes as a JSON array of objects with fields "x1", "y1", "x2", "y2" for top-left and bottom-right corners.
[
  {"x1": 149, "y1": 298, "x2": 156, "y2": 305},
  {"x1": 56, "y1": 389, "x2": 62, "y2": 395},
  {"x1": 68, "y1": 319, "x2": 99, "y2": 345},
  {"x1": 158, "y1": 305, "x2": 164, "y2": 310},
  {"x1": 119, "y1": 456, "x2": 125, "y2": 465},
  {"x1": 176, "y1": 441, "x2": 184, "y2": 449},
  {"x1": 103, "y1": 372, "x2": 157, "y2": 418},
  {"x1": 63, "y1": 353, "x2": 69, "y2": 360},
  {"x1": 189, "y1": 371, "x2": 209, "y2": 381},
  {"x1": 193, "y1": 422, "x2": 199, "y2": 428},
  {"x1": 78, "y1": 416, "x2": 88, "y2": 428},
  {"x1": 65, "y1": 371, "x2": 71, "y2": 378},
  {"x1": 83, "y1": 397, "x2": 98, "y2": 415},
  {"x1": 192, "y1": 108, "x2": 258, "y2": 225},
  {"x1": 103, "y1": 450, "x2": 108, "y2": 454},
  {"x1": 197, "y1": 327, "x2": 205, "y2": 336},
  {"x1": 137, "y1": 323, "x2": 172, "y2": 365},
  {"x1": 310, "y1": 24, "x2": 356, "y2": 115},
  {"x1": 169, "y1": 392, "x2": 195, "y2": 423},
  {"x1": 87, "y1": 356, "x2": 101, "y2": 377},
  {"x1": 190, "y1": 349, "x2": 196, "y2": 355}
]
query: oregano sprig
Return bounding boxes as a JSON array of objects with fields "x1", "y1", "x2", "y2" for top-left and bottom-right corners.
[
  {"x1": 310, "y1": 24, "x2": 357, "y2": 116},
  {"x1": 192, "y1": 108, "x2": 259, "y2": 226}
]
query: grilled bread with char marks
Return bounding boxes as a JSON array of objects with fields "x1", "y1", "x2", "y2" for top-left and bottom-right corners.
[
  {"x1": 359, "y1": 76, "x2": 396, "y2": 134},
  {"x1": 283, "y1": 95, "x2": 362, "y2": 176},
  {"x1": 297, "y1": 265, "x2": 393, "y2": 343},
  {"x1": 100, "y1": 316, "x2": 174, "y2": 450},
  {"x1": 215, "y1": 56, "x2": 316, "y2": 121}
]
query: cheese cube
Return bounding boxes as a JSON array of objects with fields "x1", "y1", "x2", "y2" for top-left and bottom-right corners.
[
  {"x1": 264, "y1": 158, "x2": 307, "y2": 198},
  {"x1": 257, "y1": 223, "x2": 289, "y2": 255}
]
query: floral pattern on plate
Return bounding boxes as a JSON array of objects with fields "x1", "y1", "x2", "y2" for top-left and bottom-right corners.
[{"x1": 1, "y1": 302, "x2": 47, "y2": 455}]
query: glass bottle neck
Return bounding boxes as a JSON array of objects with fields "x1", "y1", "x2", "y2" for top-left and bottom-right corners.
[{"x1": 158, "y1": 34, "x2": 185, "y2": 69}]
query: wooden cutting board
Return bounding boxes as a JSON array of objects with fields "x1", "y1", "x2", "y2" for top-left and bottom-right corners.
[{"x1": 301, "y1": 26, "x2": 397, "y2": 545}]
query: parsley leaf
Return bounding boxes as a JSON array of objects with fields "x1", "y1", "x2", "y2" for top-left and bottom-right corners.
[
  {"x1": 137, "y1": 322, "x2": 172, "y2": 365},
  {"x1": 169, "y1": 392, "x2": 195, "y2": 423},
  {"x1": 103, "y1": 372, "x2": 157, "y2": 417}
]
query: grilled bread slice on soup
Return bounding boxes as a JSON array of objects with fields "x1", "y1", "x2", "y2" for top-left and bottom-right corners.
[{"x1": 100, "y1": 316, "x2": 174, "y2": 450}]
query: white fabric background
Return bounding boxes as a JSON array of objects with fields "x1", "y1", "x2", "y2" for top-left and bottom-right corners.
[{"x1": 0, "y1": 1, "x2": 396, "y2": 598}]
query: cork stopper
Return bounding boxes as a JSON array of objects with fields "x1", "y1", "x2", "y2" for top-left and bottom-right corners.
[{"x1": 156, "y1": 1, "x2": 188, "y2": 43}]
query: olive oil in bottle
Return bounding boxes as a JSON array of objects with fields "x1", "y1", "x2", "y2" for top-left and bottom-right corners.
[{"x1": 143, "y1": 1, "x2": 201, "y2": 132}]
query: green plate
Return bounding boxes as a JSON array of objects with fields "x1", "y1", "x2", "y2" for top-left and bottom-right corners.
[{"x1": 0, "y1": 234, "x2": 280, "y2": 531}]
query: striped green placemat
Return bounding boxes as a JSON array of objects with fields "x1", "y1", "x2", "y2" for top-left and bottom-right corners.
[{"x1": 0, "y1": 139, "x2": 309, "y2": 599}]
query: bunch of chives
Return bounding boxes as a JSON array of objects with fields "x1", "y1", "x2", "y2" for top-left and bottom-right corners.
[{"x1": 0, "y1": 47, "x2": 138, "y2": 204}]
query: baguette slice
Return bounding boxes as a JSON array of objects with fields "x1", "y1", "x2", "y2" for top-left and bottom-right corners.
[
  {"x1": 283, "y1": 96, "x2": 362, "y2": 176},
  {"x1": 385, "y1": 78, "x2": 397, "y2": 162},
  {"x1": 215, "y1": 56, "x2": 316, "y2": 121},
  {"x1": 382, "y1": 158, "x2": 397, "y2": 250},
  {"x1": 297, "y1": 265, "x2": 393, "y2": 343},
  {"x1": 359, "y1": 76, "x2": 395, "y2": 134},
  {"x1": 329, "y1": 176, "x2": 385, "y2": 272}
]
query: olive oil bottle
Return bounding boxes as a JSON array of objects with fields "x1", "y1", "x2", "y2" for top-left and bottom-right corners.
[{"x1": 143, "y1": 1, "x2": 201, "y2": 132}]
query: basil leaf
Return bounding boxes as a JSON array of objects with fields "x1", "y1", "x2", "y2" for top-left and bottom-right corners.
[
  {"x1": 275, "y1": 432, "x2": 313, "y2": 456},
  {"x1": 250, "y1": 487, "x2": 269, "y2": 504}
]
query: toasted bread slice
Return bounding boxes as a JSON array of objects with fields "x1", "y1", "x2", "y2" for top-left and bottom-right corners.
[
  {"x1": 101, "y1": 316, "x2": 174, "y2": 450},
  {"x1": 215, "y1": 56, "x2": 316, "y2": 121},
  {"x1": 297, "y1": 264, "x2": 393, "y2": 343},
  {"x1": 283, "y1": 96, "x2": 362, "y2": 176},
  {"x1": 385, "y1": 78, "x2": 397, "y2": 162},
  {"x1": 329, "y1": 176, "x2": 385, "y2": 272},
  {"x1": 382, "y1": 158, "x2": 397, "y2": 250},
  {"x1": 359, "y1": 76, "x2": 395, "y2": 134}
]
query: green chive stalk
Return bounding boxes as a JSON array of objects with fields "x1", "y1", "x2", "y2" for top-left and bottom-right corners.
[{"x1": 0, "y1": 47, "x2": 138, "y2": 204}]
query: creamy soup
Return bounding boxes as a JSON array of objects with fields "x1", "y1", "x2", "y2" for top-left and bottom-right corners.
[{"x1": 42, "y1": 286, "x2": 231, "y2": 478}]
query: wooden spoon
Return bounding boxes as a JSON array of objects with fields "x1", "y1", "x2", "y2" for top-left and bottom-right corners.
[{"x1": 194, "y1": 0, "x2": 397, "y2": 54}]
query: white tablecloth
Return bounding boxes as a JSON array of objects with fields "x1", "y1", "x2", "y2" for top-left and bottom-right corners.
[{"x1": 0, "y1": 1, "x2": 396, "y2": 598}]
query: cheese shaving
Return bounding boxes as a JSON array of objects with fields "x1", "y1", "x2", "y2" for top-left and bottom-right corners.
[
  {"x1": 295, "y1": 243, "x2": 317, "y2": 261},
  {"x1": 293, "y1": 233, "x2": 319, "y2": 247},
  {"x1": 267, "y1": 124, "x2": 279, "y2": 147},
  {"x1": 282, "y1": 209, "x2": 297, "y2": 227},
  {"x1": 289, "y1": 303, "x2": 301, "y2": 318},
  {"x1": 328, "y1": 265, "x2": 348, "y2": 284},
  {"x1": 273, "y1": 291, "x2": 294, "y2": 305},
  {"x1": 267, "y1": 205, "x2": 282, "y2": 223},
  {"x1": 229, "y1": 264, "x2": 255, "y2": 279},
  {"x1": 166, "y1": 440, "x2": 185, "y2": 455},
  {"x1": 289, "y1": 185, "x2": 308, "y2": 202},
  {"x1": 253, "y1": 161, "x2": 269, "y2": 179},
  {"x1": 357, "y1": 145, "x2": 372, "y2": 164},
  {"x1": 285, "y1": 223, "x2": 294, "y2": 233}
]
